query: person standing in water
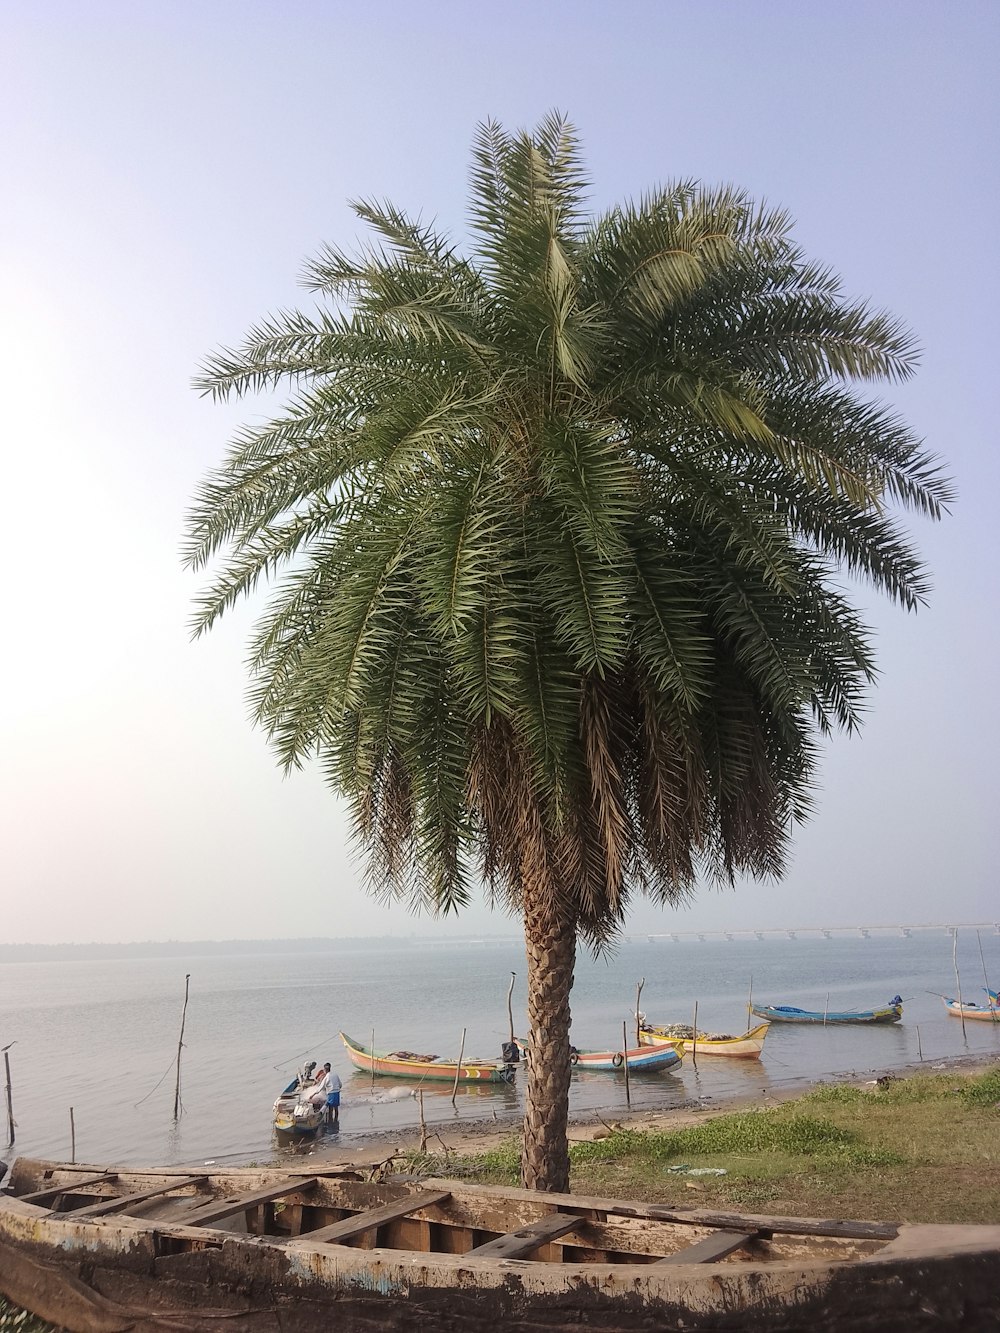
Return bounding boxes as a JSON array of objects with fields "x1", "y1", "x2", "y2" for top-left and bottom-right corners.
[{"x1": 311, "y1": 1062, "x2": 342, "y2": 1127}]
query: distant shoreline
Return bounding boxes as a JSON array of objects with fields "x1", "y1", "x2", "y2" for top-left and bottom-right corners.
[{"x1": 3, "y1": 923, "x2": 996, "y2": 963}]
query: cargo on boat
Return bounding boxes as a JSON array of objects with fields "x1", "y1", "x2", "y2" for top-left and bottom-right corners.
[
  {"x1": 638, "y1": 1020, "x2": 770, "y2": 1058},
  {"x1": 2, "y1": 1158, "x2": 999, "y2": 1331}
]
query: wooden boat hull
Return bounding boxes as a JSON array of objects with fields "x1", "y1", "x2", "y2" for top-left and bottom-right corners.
[
  {"x1": 639, "y1": 1023, "x2": 770, "y2": 1059},
  {"x1": 751, "y1": 1004, "x2": 902, "y2": 1025},
  {"x1": 272, "y1": 1106, "x2": 324, "y2": 1135},
  {"x1": 2, "y1": 1159, "x2": 999, "y2": 1332},
  {"x1": 515, "y1": 1037, "x2": 683, "y2": 1073},
  {"x1": 340, "y1": 1031, "x2": 514, "y2": 1082},
  {"x1": 943, "y1": 996, "x2": 1000, "y2": 1022},
  {"x1": 273, "y1": 1072, "x2": 326, "y2": 1134}
]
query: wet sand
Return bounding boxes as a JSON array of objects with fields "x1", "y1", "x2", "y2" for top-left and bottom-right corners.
[{"x1": 305, "y1": 1049, "x2": 998, "y2": 1172}]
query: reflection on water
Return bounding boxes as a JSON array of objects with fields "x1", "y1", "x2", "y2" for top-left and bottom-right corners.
[{"x1": 1, "y1": 932, "x2": 998, "y2": 1167}]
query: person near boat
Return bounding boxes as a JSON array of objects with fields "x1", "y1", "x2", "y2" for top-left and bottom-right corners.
[{"x1": 310, "y1": 1062, "x2": 342, "y2": 1125}]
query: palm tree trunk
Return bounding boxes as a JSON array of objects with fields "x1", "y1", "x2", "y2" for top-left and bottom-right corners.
[{"x1": 521, "y1": 892, "x2": 576, "y2": 1191}]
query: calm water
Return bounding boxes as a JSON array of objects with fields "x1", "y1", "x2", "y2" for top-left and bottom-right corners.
[{"x1": 1, "y1": 932, "x2": 998, "y2": 1170}]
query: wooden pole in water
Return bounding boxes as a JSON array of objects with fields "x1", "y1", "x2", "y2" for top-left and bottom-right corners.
[
  {"x1": 635, "y1": 977, "x2": 645, "y2": 1047},
  {"x1": 953, "y1": 930, "x2": 967, "y2": 1040},
  {"x1": 691, "y1": 1001, "x2": 698, "y2": 1065},
  {"x1": 69, "y1": 1107, "x2": 75, "y2": 1164},
  {"x1": 451, "y1": 1028, "x2": 466, "y2": 1106},
  {"x1": 173, "y1": 974, "x2": 190, "y2": 1120},
  {"x1": 507, "y1": 972, "x2": 516, "y2": 1045},
  {"x1": 976, "y1": 931, "x2": 998, "y2": 1023},
  {"x1": 371, "y1": 1029, "x2": 376, "y2": 1095},
  {"x1": 747, "y1": 974, "x2": 753, "y2": 1026},
  {"x1": 3, "y1": 1047, "x2": 13, "y2": 1146},
  {"x1": 916, "y1": 1025, "x2": 923, "y2": 1061},
  {"x1": 622, "y1": 1021, "x2": 631, "y2": 1105},
  {"x1": 823, "y1": 993, "x2": 830, "y2": 1026},
  {"x1": 418, "y1": 1091, "x2": 427, "y2": 1152}
]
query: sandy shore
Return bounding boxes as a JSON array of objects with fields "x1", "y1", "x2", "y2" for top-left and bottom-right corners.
[{"x1": 304, "y1": 1049, "x2": 997, "y2": 1172}]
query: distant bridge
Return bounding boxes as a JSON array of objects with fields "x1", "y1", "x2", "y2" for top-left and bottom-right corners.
[{"x1": 637, "y1": 922, "x2": 999, "y2": 943}]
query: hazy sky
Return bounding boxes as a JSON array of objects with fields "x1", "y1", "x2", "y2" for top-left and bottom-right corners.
[{"x1": 2, "y1": 1, "x2": 997, "y2": 944}]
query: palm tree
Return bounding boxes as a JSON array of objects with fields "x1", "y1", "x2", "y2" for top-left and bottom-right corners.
[{"x1": 186, "y1": 115, "x2": 950, "y2": 1192}]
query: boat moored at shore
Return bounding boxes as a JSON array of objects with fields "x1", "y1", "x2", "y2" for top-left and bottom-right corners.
[
  {"x1": 942, "y1": 996, "x2": 1000, "y2": 1022},
  {"x1": 751, "y1": 998, "x2": 903, "y2": 1025},
  {"x1": 515, "y1": 1036, "x2": 683, "y2": 1073},
  {"x1": 339, "y1": 1031, "x2": 516, "y2": 1083},
  {"x1": 638, "y1": 1021, "x2": 770, "y2": 1058}
]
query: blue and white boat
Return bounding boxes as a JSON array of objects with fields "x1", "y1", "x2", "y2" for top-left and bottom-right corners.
[{"x1": 751, "y1": 997, "x2": 902, "y2": 1025}]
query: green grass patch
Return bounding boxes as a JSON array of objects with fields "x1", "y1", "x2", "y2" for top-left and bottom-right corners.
[
  {"x1": 959, "y1": 1066, "x2": 1000, "y2": 1107},
  {"x1": 567, "y1": 1108, "x2": 904, "y2": 1169},
  {"x1": 398, "y1": 1062, "x2": 1000, "y2": 1223}
]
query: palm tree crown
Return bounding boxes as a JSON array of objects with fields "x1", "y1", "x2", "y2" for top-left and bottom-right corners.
[{"x1": 187, "y1": 114, "x2": 949, "y2": 1189}]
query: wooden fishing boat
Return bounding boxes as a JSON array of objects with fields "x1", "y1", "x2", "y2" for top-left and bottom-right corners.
[
  {"x1": 639, "y1": 1021, "x2": 770, "y2": 1059},
  {"x1": 942, "y1": 996, "x2": 1000, "y2": 1022},
  {"x1": 515, "y1": 1036, "x2": 683, "y2": 1073},
  {"x1": 2, "y1": 1158, "x2": 998, "y2": 1331},
  {"x1": 339, "y1": 1031, "x2": 515, "y2": 1083},
  {"x1": 751, "y1": 997, "x2": 903, "y2": 1025},
  {"x1": 272, "y1": 1064, "x2": 325, "y2": 1136}
]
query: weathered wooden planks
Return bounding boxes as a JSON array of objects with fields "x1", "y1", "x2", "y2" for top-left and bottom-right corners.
[
  {"x1": 19, "y1": 1172, "x2": 117, "y2": 1205},
  {"x1": 297, "y1": 1188, "x2": 452, "y2": 1245},
  {"x1": 655, "y1": 1229, "x2": 761, "y2": 1264},
  {"x1": 467, "y1": 1211, "x2": 585, "y2": 1259},
  {"x1": 182, "y1": 1177, "x2": 319, "y2": 1227},
  {"x1": 68, "y1": 1175, "x2": 208, "y2": 1219}
]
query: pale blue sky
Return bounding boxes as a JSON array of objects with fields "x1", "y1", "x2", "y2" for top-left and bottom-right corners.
[{"x1": 2, "y1": 1, "x2": 997, "y2": 943}]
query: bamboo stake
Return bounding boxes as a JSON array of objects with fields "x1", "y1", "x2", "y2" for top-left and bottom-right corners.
[
  {"x1": 747, "y1": 974, "x2": 753, "y2": 1025},
  {"x1": 451, "y1": 1028, "x2": 466, "y2": 1106},
  {"x1": 173, "y1": 974, "x2": 190, "y2": 1119},
  {"x1": 2, "y1": 1046, "x2": 13, "y2": 1146},
  {"x1": 953, "y1": 930, "x2": 967, "y2": 1040},
  {"x1": 976, "y1": 931, "x2": 998, "y2": 1023},
  {"x1": 506, "y1": 972, "x2": 516, "y2": 1045},
  {"x1": 371, "y1": 1029, "x2": 376, "y2": 1095},
  {"x1": 69, "y1": 1107, "x2": 76, "y2": 1163},
  {"x1": 418, "y1": 1091, "x2": 427, "y2": 1152},
  {"x1": 622, "y1": 1021, "x2": 631, "y2": 1105},
  {"x1": 916, "y1": 1025, "x2": 923, "y2": 1061},
  {"x1": 823, "y1": 992, "x2": 830, "y2": 1026},
  {"x1": 635, "y1": 977, "x2": 645, "y2": 1047},
  {"x1": 691, "y1": 1001, "x2": 698, "y2": 1065}
]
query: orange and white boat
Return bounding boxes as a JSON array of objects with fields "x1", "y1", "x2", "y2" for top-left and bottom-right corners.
[{"x1": 339, "y1": 1031, "x2": 515, "y2": 1082}]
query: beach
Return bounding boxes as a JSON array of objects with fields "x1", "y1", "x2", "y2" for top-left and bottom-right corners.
[{"x1": 307, "y1": 1047, "x2": 1000, "y2": 1173}]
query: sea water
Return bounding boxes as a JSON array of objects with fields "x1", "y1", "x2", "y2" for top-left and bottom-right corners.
[{"x1": 1, "y1": 931, "x2": 998, "y2": 1169}]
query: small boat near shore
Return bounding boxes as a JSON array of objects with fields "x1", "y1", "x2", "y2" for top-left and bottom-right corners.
[
  {"x1": 272, "y1": 1063, "x2": 325, "y2": 1136},
  {"x1": 751, "y1": 997, "x2": 903, "y2": 1025},
  {"x1": 942, "y1": 996, "x2": 1000, "y2": 1022},
  {"x1": 515, "y1": 1036, "x2": 683, "y2": 1073},
  {"x1": 639, "y1": 1021, "x2": 770, "y2": 1058},
  {"x1": 2, "y1": 1157, "x2": 999, "y2": 1332},
  {"x1": 339, "y1": 1031, "x2": 515, "y2": 1083}
]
